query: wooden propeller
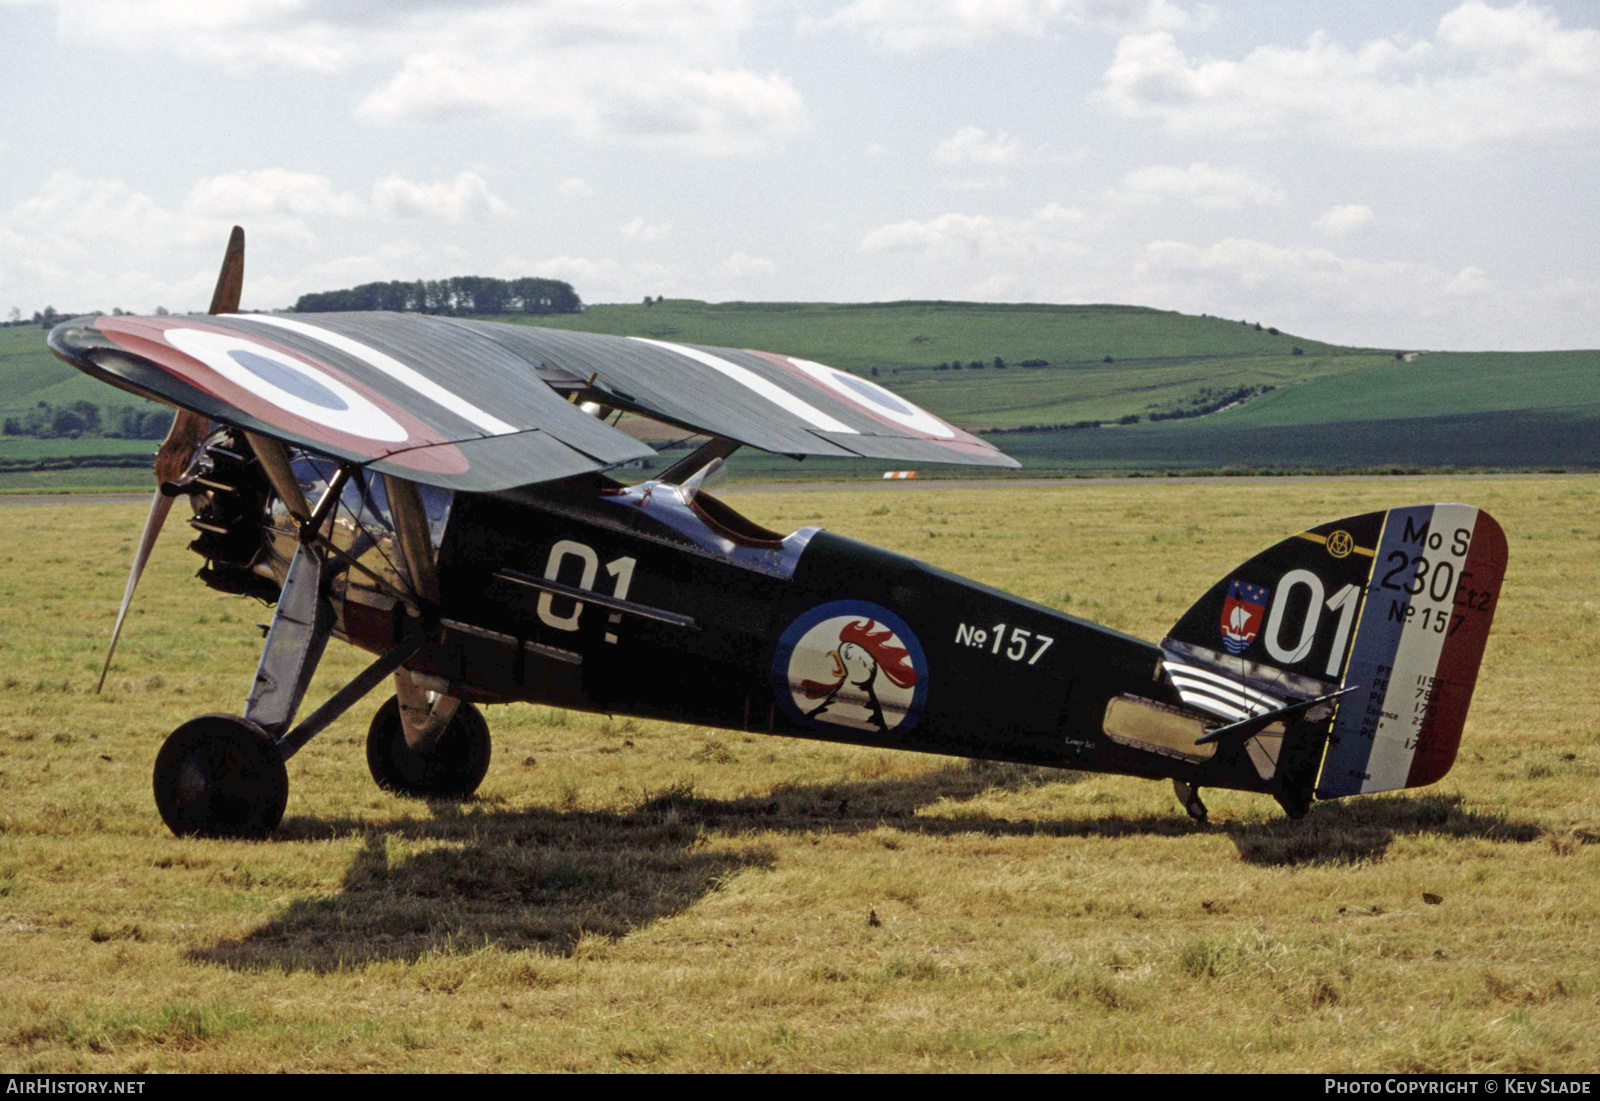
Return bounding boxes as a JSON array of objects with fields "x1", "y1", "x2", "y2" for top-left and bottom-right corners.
[{"x1": 97, "y1": 228, "x2": 243, "y2": 691}]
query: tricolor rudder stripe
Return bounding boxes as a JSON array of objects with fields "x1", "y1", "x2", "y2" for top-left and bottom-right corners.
[{"x1": 1316, "y1": 505, "x2": 1507, "y2": 798}]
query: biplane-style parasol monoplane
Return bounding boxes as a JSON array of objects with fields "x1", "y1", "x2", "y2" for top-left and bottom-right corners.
[{"x1": 47, "y1": 230, "x2": 1508, "y2": 836}]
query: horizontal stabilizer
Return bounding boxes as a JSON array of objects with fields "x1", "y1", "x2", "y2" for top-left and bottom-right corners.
[{"x1": 1195, "y1": 686, "x2": 1356, "y2": 747}]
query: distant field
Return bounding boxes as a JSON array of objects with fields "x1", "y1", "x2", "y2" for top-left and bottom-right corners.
[
  {"x1": 521, "y1": 299, "x2": 1357, "y2": 371},
  {"x1": 986, "y1": 407, "x2": 1600, "y2": 473},
  {"x1": 0, "y1": 325, "x2": 134, "y2": 417},
  {"x1": 1222, "y1": 350, "x2": 1600, "y2": 427},
  {"x1": 0, "y1": 478, "x2": 1595, "y2": 1071},
  {"x1": 6, "y1": 307, "x2": 1599, "y2": 481},
  {"x1": 518, "y1": 300, "x2": 1385, "y2": 430},
  {"x1": 520, "y1": 304, "x2": 1600, "y2": 470}
]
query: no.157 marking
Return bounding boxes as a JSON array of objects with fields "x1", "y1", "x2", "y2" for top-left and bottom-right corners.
[{"x1": 955, "y1": 622, "x2": 1055, "y2": 665}]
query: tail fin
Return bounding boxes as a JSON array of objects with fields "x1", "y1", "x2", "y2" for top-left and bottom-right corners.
[{"x1": 1161, "y1": 505, "x2": 1507, "y2": 799}]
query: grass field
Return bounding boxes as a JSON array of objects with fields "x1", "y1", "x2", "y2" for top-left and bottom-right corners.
[{"x1": 0, "y1": 477, "x2": 1597, "y2": 1071}]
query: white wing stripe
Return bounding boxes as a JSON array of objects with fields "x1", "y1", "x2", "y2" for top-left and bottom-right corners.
[
  {"x1": 630, "y1": 337, "x2": 857, "y2": 435},
  {"x1": 246, "y1": 314, "x2": 519, "y2": 437}
]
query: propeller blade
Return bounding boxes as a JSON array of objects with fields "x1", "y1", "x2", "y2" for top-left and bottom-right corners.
[
  {"x1": 208, "y1": 225, "x2": 245, "y2": 315},
  {"x1": 99, "y1": 227, "x2": 246, "y2": 690},
  {"x1": 96, "y1": 489, "x2": 174, "y2": 693}
]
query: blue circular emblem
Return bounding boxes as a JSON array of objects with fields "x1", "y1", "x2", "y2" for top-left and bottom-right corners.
[
  {"x1": 228, "y1": 349, "x2": 349, "y2": 410},
  {"x1": 771, "y1": 600, "x2": 928, "y2": 735}
]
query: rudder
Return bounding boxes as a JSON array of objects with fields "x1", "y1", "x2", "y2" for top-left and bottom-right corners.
[
  {"x1": 1160, "y1": 504, "x2": 1507, "y2": 802},
  {"x1": 1315, "y1": 504, "x2": 1507, "y2": 798}
]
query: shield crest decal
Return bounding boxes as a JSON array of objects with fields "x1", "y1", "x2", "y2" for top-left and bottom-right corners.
[{"x1": 1220, "y1": 579, "x2": 1270, "y2": 654}]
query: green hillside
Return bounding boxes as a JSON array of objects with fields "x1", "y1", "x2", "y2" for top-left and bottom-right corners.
[
  {"x1": 518, "y1": 301, "x2": 1378, "y2": 430},
  {"x1": 1219, "y1": 351, "x2": 1597, "y2": 427},
  {"x1": 525, "y1": 300, "x2": 1355, "y2": 369},
  {"x1": 3, "y1": 304, "x2": 1597, "y2": 483},
  {"x1": 0, "y1": 324, "x2": 120, "y2": 415},
  {"x1": 517, "y1": 304, "x2": 1599, "y2": 473}
]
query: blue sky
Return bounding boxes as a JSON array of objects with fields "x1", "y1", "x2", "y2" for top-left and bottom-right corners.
[{"x1": 2, "y1": 0, "x2": 1597, "y2": 349}]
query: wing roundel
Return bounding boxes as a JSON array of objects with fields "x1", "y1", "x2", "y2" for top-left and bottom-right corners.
[{"x1": 50, "y1": 309, "x2": 1017, "y2": 490}]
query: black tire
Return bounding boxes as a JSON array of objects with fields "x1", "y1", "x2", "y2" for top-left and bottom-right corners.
[
  {"x1": 153, "y1": 713, "x2": 288, "y2": 838},
  {"x1": 365, "y1": 695, "x2": 491, "y2": 799}
]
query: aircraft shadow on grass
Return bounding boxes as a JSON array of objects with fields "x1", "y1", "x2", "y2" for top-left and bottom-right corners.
[{"x1": 191, "y1": 765, "x2": 1542, "y2": 972}]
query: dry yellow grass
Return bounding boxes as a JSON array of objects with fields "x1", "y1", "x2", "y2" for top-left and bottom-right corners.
[{"x1": 0, "y1": 475, "x2": 1597, "y2": 1071}]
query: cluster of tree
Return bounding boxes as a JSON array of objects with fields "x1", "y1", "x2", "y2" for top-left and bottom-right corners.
[
  {"x1": 978, "y1": 420, "x2": 1105, "y2": 435},
  {"x1": 2, "y1": 401, "x2": 174, "y2": 440},
  {"x1": 1143, "y1": 385, "x2": 1275, "y2": 423},
  {"x1": 891, "y1": 357, "x2": 1111, "y2": 374},
  {"x1": 642, "y1": 295, "x2": 666, "y2": 307},
  {"x1": 925, "y1": 357, "x2": 1011, "y2": 371},
  {"x1": 294, "y1": 277, "x2": 581, "y2": 316},
  {"x1": 4, "y1": 307, "x2": 172, "y2": 329},
  {"x1": 0, "y1": 454, "x2": 156, "y2": 473}
]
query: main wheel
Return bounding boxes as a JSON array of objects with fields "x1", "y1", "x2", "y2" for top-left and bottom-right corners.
[
  {"x1": 366, "y1": 695, "x2": 491, "y2": 799},
  {"x1": 153, "y1": 714, "x2": 288, "y2": 838}
]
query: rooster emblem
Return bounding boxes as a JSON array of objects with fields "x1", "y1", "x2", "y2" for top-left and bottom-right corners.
[
  {"x1": 798, "y1": 619, "x2": 919, "y2": 733},
  {"x1": 774, "y1": 602, "x2": 928, "y2": 735}
]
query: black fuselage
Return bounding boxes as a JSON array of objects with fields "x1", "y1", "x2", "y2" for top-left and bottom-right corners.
[{"x1": 311, "y1": 476, "x2": 1267, "y2": 794}]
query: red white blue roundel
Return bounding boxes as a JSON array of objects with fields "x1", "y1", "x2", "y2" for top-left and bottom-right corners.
[
  {"x1": 163, "y1": 327, "x2": 407, "y2": 443},
  {"x1": 784, "y1": 357, "x2": 956, "y2": 439},
  {"x1": 772, "y1": 601, "x2": 928, "y2": 735}
]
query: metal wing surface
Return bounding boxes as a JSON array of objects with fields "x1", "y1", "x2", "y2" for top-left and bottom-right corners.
[
  {"x1": 451, "y1": 320, "x2": 1018, "y2": 468},
  {"x1": 49, "y1": 312, "x2": 655, "y2": 491},
  {"x1": 49, "y1": 311, "x2": 1016, "y2": 492}
]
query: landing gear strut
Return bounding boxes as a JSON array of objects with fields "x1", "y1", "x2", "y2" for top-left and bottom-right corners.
[{"x1": 151, "y1": 471, "x2": 428, "y2": 837}]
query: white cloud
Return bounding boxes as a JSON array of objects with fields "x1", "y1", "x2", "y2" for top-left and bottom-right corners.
[
  {"x1": 5, "y1": 169, "x2": 354, "y2": 260},
  {"x1": 51, "y1": 0, "x2": 360, "y2": 71},
  {"x1": 372, "y1": 171, "x2": 509, "y2": 221},
  {"x1": 1107, "y1": 162, "x2": 1283, "y2": 209},
  {"x1": 620, "y1": 217, "x2": 672, "y2": 241},
  {"x1": 860, "y1": 202, "x2": 1092, "y2": 260},
  {"x1": 941, "y1": 176, "x2": 1008, "y2": 191},
  {"x1": 504, "y1": 255, "x2": 674, "y2": 301},
  {"x1": 714, "y1": 251, "x2": 775, "y2": 278},
  {"x1": 0, "y1": 168, "x2": 442, "y2": 314},
  {"x1": 1444, "y1": 264, "x2": 1490, "y2": 296},
  {"x1": 557, "y1": 177, "x2": 593, "y2": 198},
  {"x1": 1124, "y1": 237, "x2": 1600, "y2": 349},
  {"x1": 1100, "y1": 1, "x2": 1600, "y2": 149},
  {"x1": 0, "y1": 172, "x2": 283, "y2": 313},
  {"x1": 809, "y1": 0, "x2": 1205, "y2": 52},
  {"x1": 1312, "y1": 203, "x2": 1374, "y2": 237},
  {"x1": 189, "y1": 168, "x2": 365, "y2": 219},
  {"x1": 39, "y1": 0, "x2": 805, "y2": 153},
  {"x1": 934, "y1": 126, "x2": 1020, "y2": 165}
]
